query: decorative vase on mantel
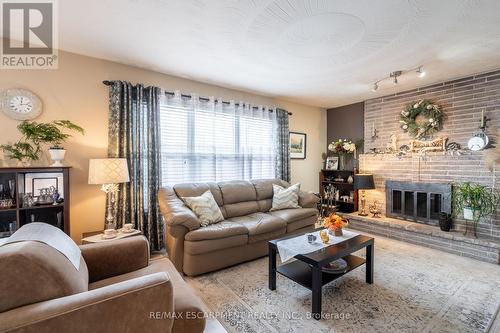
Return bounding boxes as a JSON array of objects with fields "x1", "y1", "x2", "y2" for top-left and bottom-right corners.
[{"x1": 338, "y1": 154, "x2": 346, "y2": 170}]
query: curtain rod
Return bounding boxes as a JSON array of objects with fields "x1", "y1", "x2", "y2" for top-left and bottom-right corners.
[{"x1": 102, "y1": 80, "x2": 292, "y2": 115}]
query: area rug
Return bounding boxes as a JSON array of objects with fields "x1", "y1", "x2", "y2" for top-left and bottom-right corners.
[{"x1": 186, "y1": 232, "x2": 500, "y2": 333}]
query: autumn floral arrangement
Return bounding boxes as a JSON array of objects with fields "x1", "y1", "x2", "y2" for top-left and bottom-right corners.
[
  {"x1": 327, "y1": 139, "x2": 356, "y2": 155},
  {"x1": 323, "y1": 213, "x2": 349, "y2": 236}
]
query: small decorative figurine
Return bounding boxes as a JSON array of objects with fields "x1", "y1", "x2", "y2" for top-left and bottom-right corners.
[{"x1": 369, "y1": 200, "x2": 382, "y2": 218}]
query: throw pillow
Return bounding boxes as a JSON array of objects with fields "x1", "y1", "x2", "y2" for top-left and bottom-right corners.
[
  {"x1": 270, "y1": 183, "x2": 301, "y2": 211},
  {"x1": 182, "y1": 190, "x2": 225, "y2": 227}
]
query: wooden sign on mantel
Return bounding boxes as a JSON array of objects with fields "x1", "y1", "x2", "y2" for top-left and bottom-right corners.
[{"x1": 410, "y1": 137, "x2": 447, "y2": 154}]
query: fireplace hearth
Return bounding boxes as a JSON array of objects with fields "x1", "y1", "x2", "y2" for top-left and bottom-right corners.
[{"x1": 386, "y1": 181, "x2": 451, "y2": 226}]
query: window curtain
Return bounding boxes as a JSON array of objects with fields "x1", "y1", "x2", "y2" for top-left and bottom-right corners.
[
  {"x1": 107, "y1": 81, "x2": 163, "y2": 251},
  {"x1": 159, "y1": 91, "x2": 277, "y2": 185},
  {"x1": 275, "y1": 108, "x2": 291, "y2": 183}
]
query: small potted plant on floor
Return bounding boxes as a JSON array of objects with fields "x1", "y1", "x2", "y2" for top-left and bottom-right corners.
[
  {"x1": 1, "y1": 120, "x2": 84, "y2": 166},
  {"x1": 452, "y1": 182, "x2": 500, "y2": 237},
  {"x1": 323, "y1": 213, "x2": 349, "y2": 236}
]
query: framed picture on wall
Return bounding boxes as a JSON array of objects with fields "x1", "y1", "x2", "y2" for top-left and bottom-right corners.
[
  {"x1": 326, "y1": 156, "x2": 339, "y2": 170},
  {"x1": 290, "y1": 132, "x2": 307, "y2": 159}
]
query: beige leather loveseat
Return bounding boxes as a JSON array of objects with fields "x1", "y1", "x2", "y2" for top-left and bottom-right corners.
[
  {"x1": 0, "y1": 235, "x2": 205, "y2": 333},
  {"x1": 159, "y1": 179, "x2": 319, "y2": 276}
]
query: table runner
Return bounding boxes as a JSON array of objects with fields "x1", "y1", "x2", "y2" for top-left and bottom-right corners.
[{"x1": 276, "y1": 229, "x2": 359, "y2": 263}]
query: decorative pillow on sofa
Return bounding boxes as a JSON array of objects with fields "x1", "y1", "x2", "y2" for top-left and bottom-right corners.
[
  {"x1": 270, "y1": 183, "x2": 301, "y2": 211},
  {"x1": 182, "y1": 190, "x2": 225, "y2": 227}
]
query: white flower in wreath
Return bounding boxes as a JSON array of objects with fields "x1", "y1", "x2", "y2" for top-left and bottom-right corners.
[
  {"x1": 402, "y1": 124, "x2": 408, "y2": 130},
  {"x1": 428, "y1": 118, "x2": 434, "y2": 123},
  {"x1": 426, "y1": 105, "x2": 432, "y2": 110},
  {"x1": 413, "y1": 103, "x2": 419, "y2": 109}
]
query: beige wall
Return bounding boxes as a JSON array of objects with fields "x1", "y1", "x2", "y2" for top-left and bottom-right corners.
[{"x1": 0, "y1": 48, "x2": 326, "y2": 243}]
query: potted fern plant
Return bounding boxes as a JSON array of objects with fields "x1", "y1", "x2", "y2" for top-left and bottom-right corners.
[
  {"x1": 1, "y1": 120, "x2": 84, "y2": 166},
  {"x1": 452, "y1": 182, "x2": 500, "y2": 237}
]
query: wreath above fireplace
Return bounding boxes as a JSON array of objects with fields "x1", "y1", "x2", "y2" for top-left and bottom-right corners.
[{"x1": 400, "y1": 99, "x2": 443, "y2": 139}]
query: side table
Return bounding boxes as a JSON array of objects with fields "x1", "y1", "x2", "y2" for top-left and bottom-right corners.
[{"x1": 82, "y1": 229, "x2": 142, "y2": 244}]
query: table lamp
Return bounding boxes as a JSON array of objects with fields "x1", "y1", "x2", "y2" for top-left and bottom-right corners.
[
  {"x1": 88, "y1": 158, "x2": 130, "y2": 230},
  {"x1": 354, "y1": 174, "x2": 375, "y2": 216}
]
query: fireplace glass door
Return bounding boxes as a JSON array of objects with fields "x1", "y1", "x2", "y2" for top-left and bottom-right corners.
[{"x1": 386, "y1": 181, "x2": 451, "y2": 226}]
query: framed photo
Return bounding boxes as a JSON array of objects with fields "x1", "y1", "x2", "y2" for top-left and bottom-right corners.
[
  {"x1": 326, "y1": 156, "x2": 339, "y2": 170},
  {"x1": 290, "y1": 132, "x2": 307, "y2": 159}
]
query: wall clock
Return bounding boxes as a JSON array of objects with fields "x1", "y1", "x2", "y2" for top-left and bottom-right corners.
[
  {"x1": 0, "y1": 89, "x2": 43, "y2": 120},
  {"x1": 467, "y1": 132, "x2": 489, "y2": 151}
]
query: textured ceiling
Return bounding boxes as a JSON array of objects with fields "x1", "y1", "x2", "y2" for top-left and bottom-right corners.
[{"x1": 51, "y1": 1, "x2": 500, "y2": 106}]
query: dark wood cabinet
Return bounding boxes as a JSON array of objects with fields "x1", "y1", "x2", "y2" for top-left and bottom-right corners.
[
  {"x1": 319, "y1": 169, "x2": 358, "y2": 214},
  {"x1": 0, "y1": 167, "x2": 71, "y2": 238}
]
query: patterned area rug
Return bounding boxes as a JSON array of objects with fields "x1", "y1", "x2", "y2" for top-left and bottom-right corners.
[{"x1": 186, "y1": 232, "x2": 500, "y2": 333}]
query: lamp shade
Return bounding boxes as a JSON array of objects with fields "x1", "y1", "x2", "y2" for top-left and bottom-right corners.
[
  {"x1": 88, "y1": 158, "x2": 130, "y2": 185},
  {"x1": 354, "y1": 174, "x2": 375, "y2": 190}
]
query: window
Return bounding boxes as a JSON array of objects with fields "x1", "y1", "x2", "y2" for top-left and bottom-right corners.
[{"x1": 159, "y1": 100, "x2": 276, "y2": 186}]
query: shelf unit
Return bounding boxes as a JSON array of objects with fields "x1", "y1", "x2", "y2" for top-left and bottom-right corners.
[
  {"x1": 276, "y1": 254, "x2": 366, "y2": 290},
  {"x1": 319, "y1": 169, "x2": 358, "y2": 214},
  {"x1": 0, "y1": 167, "x2": 71, "y2": 238}
]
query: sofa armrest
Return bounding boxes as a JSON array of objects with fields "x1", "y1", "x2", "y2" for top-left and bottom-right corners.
[
  {"x1": 158, "y1": 187, "x2": 201, "y2": 230},
  {"x1": 0, "y1": 273, "x2": 174, "y2": 333},
  {"x1": 80, "y1": 236, "x2": 150, "y2": 283},
  {"x1": 299, "y1": 191, "x2": 320, "y2": 208}
]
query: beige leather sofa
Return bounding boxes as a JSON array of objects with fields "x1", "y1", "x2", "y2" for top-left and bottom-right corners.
[
  {"x1": 159, "y1": 179, "x2": 319, "y2": 277},
  {"x1": 0, "y1": 236, "x2": 205, "y2": 333}
]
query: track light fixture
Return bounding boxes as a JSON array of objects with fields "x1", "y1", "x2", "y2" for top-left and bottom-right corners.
[{"x1": 371, "y1": 66, "x2": 426, "y2": 92}]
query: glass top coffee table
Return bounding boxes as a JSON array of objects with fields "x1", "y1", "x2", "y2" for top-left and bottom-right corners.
[{"x1": 268, "y1": 230, "x2": 374, "y2": 320}]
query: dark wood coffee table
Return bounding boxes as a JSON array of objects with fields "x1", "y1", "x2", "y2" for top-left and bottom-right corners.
[{"x1": 268, "y1": 231, "x2": 374, "y2": 320}]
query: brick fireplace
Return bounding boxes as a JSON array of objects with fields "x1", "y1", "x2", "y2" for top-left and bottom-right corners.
[{"x1": 358, "y1": 69, "x2": 500, "y2": 241}]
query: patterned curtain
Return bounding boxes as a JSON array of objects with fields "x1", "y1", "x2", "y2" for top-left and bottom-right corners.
[
  {"x1": 275, "y1": 108, "x2": 291, "y2": 183},
  {"x1": 107, "y1": 81, "x2": 163, "y2": 251}
]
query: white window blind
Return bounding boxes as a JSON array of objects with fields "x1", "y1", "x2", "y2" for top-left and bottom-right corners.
[{"x1": 159, "y1": 96, "x2": 276, "y2": 186}]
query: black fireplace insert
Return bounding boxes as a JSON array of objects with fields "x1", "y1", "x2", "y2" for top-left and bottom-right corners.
[{"x1": 386, "y1": 181, "x2": 451, "y2": 226}]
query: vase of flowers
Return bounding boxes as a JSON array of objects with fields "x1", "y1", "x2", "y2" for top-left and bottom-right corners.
[
  {"x1": 323, "y1": 213, "x2": 349, "y2": 236},
  {"x1": 327, "y1": 139, "x2": 356, "y2": 170}
]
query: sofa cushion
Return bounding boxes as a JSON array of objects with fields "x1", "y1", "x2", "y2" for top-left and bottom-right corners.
[
  {"x1": 174, "y1": 182, "x2": 224, "y2": 206},
  {"x1": 270, "y1": 183, "x2": 301, "y2": 211},
  {"x1": 251, "y1": 179, "x2": 288, "y2": 200},
  {"x1": 182, "y1": 190, "x2": 225, "y2": 227},
  {"x1": 227, "y1": 212, "x2": 287, "y2": 243},
  {"x1": 185, "y1": 234, "x2": 248, "y2": 255},
  {"x1": 268, "y1": 207, "x2": 318, "y2": 223},
  {"x1": 286, "y1": 215, "x2": 317, "y2": 233},
  {"x1": 185, "y1": 221, "x2": 248, "y2": 241},
  {"x1": 0, "y1": 241, "x2": 89, "y2": 313},
  {"x1": 257, "y1": 199, "x2": 272, "y2": 212},
  {"x1": 218, "y1": 180, "x2": 257, "y2": 204},
  {"x1": 89, "y1": 258, "x2": 205, "y2": 333},
  {"x1": 224, "y1": 201, "x2": 260, "y2": 218}
]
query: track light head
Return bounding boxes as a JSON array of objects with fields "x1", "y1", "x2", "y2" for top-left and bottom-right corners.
[
  {"x1": 417, "y1": 66, "x2": 426, "y2": 78},
  {"x1": 390, "y1": 71, "x2": 401, "y2": 85}
]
